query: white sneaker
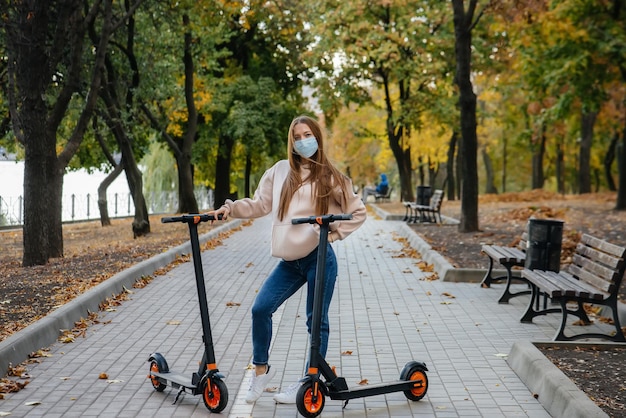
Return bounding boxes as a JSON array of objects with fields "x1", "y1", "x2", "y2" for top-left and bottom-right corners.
[
  {"x1": 273, "y1": 381, "x2": 302, "y2": 404},
  {"x1": 245, "y1": 365, "x2": 276, "y2": 404}
]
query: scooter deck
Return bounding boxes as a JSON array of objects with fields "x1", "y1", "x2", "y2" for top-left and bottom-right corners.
[
  {"x1": 328, "y1": 379, "x2": 423, "y2": 401},
  {"x1": 151, "y1": 370, "x2": 196, "y2": 390}
]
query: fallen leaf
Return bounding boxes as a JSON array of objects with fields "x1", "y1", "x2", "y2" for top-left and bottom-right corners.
[
  {"x1": 24, "y1": 401, "x2": 41, "y2": 406},
  {"x1": 226, "y1": 301, "x2": 241, "y2": 307},
  {"x1": 106, "y1": 379, "x2": 123, "y2": 384},
  {"x1": 494, "y1": 353, "x2": 508, "y2": 358},
  {"x1": 98, "y1": 373, "x2": 108, "y2": 380},
  {"x1": 166, "y1": 320, "x2": 181, "y2": 325},
  {"x1": 358, "y1": 379, "x2": 368, "y2": 385},
  {"x1": 29, "y1": 350, "x2": 52, "y2": 358},
  {"x1": 341, "y1": 350, "x2": 353, "y2": 355},
  {"x1": 442, "y1": 292, "x2": 456, "y2": 298}
]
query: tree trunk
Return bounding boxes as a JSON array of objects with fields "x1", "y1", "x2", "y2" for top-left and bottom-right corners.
[
  {"x1": 98, "y1": 164, "x2": 123, "y2": 226},
  {"x1": 7, "y1": 1, "x2": 48, "y2": 266},
  {"x1": 245, "y1": 154, "x2": 252, "y2": 198},
  {"x1": 452, "y1": 0, "x2": 479, "y2": 232},
  {"x1": 23, "y1": 138, "x2": 54, "y2": 266},
  {"x1": 579, "y1": 111, "x2": 596, "y2": 194},
  {"x1": 531, "y1": 124, "x2": 546, "y2": 189},
  {"x1": 501, "y1": 134, "x2": 507, "y2": 193},
  {"x1": 214, "y1": 134, "x2": 235, "y2": 209},
  {"x1": 177, "y1": 13, "x2": 199, "y2": 214},
  {"x1": 387, "y1": 124, "x2": 413, "y2": 202},
  {"x1": 603, "y1": 133, "x2": 618, "y2": 192},
  {"x1": 120, "y1": 138, "x2": 150, "y2": 237},
  {"x1": 556, "y1": 137, "x2": 565, "y2": 194},
  {"x1": 616, "y1": 132, "x2": 626, "y2": 210},
  {"x1": 176, "y1": 152, "x2": 198, "y2": 213},
  {"x1": 446, "y1": 131, "x2": 457, "y2": 201},
  {"x1": 482, "y1": 148, "x2": 497, "y2": 194}
]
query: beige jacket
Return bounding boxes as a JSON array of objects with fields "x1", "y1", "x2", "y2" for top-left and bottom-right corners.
[{"x1": 223, "y1": 160, "x2": 366, "y2": 261}]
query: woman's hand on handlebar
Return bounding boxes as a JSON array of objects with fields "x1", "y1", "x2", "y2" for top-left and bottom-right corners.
[{"x1": 211, "y1": 206, "x2": 230, "y2": 221}]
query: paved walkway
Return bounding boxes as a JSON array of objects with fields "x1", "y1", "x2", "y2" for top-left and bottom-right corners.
[{"x1": 0, "y1": 213, "x2": 586, "y2": 417}]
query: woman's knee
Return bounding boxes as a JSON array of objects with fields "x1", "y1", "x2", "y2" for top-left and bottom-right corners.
[{"x1": 251, "y1": 298, "x2": 274, "y2": 319}]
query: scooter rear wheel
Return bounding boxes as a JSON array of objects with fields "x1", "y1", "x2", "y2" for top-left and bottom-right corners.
[
  {"x1": 202, "y1": 377, "x2": 228, "y2": 413},
  {"x1": 400, "y1": 363, "x2": 428, "y2": 401},
  {"x1": 296, "y1": 380, "x2": 325, "y2": 417},
  {"x1": 149, "y1": 361, "x2": 167, "y2": 392}
]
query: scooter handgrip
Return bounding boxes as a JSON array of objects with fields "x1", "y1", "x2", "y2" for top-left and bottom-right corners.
[
  {"x1": 291, "y1": 214, "x2": 353, "y2": 225},
  {"x1": 161, "y1": 214, "x2": 223, "y2": 223},
  {"x1": 161, "y1": 216, "x2": 183, "y2": 223}
]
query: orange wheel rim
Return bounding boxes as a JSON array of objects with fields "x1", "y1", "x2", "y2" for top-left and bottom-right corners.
[
  {"x1": 303, "y1": 387, "x2": 323, "y2": 413},
  {"x1": 150, "y1": 363, "x2": 160, "y2": 386},
  {"x1": 409, "y1": 370, "x2": 427, "y2": 397},
  {"x1": 204, "y1": 381, "x2": 221, "y2": 408}
]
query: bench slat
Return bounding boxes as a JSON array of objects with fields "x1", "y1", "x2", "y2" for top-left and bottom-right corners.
[
  {"x1": 581, "y1": 233, "x2": 626, "y2": 259},
  {"x1": 522, "y1": 269, "x2": 570, "y2": 298},
  {"x1": 568, "y1": 263, "x2": 616, "y2": 294},
  {"x1": 556, "y1": 271, "x2": 608, "y2": 300},
  {"x1": 481, "y1": 245, "x2": 525, "y2": 264},
  {"x1": 575, "y1": 243, "x2": 623, "y2": 271}
]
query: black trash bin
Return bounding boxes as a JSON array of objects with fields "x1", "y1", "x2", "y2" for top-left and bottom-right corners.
[
  {"x1": 524, "y1": 218, "x2": 564, "y2": 272},
  {"x1": 417, "y1": 186, "x2": 432, "y2": 206}
]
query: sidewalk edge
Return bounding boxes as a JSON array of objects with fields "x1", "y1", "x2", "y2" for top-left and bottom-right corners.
[{"x1": 507, "y1": 340, "x2": 609, "y2": 418}]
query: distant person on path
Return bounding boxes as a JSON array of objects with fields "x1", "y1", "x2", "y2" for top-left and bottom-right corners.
[
  {"x1": 212, "y1": 115, "x2": 366, "y2": 404},
  {"x1": 362, "y1": 173, "x2": 389, "y2": 203}
]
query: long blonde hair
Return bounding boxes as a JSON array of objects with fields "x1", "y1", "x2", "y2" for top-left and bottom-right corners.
[{"x1": 277, "y1": 115, "x2": 351, "y2": 220}]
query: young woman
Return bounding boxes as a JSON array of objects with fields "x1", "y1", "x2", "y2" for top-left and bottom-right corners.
[{"x1": 212, "y1": 115, "x2": 366, "y2": 404}]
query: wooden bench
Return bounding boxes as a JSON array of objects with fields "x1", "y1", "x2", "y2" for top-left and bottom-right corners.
[
  {"x1": 404, "y1": 189, "x2": 443, "y2": 223},
  {"x1": 480, "y1": 231, "x2": 530, "y2": 304},
  {"x1": 520, "y1": 234, "x2": 626, "y2": 342},
  {"x1": 374, "y1": 186, "x2": 392, "y2": 202}
]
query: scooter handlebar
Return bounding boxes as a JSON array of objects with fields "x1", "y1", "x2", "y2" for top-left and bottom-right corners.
[
  {"x1": 291, "y1": 213, "x2": 353, "y2": 225},
  {"x1": 161, "y1": 213, "x2": 223, "y2": 224}
]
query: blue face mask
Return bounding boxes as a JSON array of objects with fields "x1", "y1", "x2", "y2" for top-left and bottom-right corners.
[{"x1": 294, "y1": 136, "x2": 319, "y2": 158}]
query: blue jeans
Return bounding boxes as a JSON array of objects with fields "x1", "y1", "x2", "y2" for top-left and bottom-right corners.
[{"x1": 251, "y1": 244, "x2": 337, "y2": 366}]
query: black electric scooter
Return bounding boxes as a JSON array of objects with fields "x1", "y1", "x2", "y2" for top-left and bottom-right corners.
[
  {"x1": 148, "y1": 214, "x2": 228, "y2": 413},
  {"x1": 291, "y1": 214, "x2": 429, "y2": 417}
]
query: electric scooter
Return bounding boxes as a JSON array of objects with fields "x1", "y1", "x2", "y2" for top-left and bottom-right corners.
[
  {"x1": 291, "y1": 214, "x2": 429, "y2": 417},
  {"x1": 148, "y1": 213, "x2": 228, "y2": 413}
]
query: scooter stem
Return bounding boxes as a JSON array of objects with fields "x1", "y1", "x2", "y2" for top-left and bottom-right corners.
[{"x1": 187, "y1": 220, "x2": 217, "y2": 370}]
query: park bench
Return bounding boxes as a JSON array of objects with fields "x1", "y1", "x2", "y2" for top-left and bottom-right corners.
[
  {"x1": 480, "y1": 230, "x2": 530, "y2": 304},
  {"x1": 374, "y1": 186, "x2": 393, "y2": 202},
  {"x1": 520, "y1": 233, "x2": 626, "y2": 342},
  {"x1": 404, "y1": 189, "x2": 444, "y2": 223}
]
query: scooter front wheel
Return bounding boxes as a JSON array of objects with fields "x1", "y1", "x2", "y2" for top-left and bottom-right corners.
[
  {"x1": 202, "y1": 377, "x2": 228, "y2": 413},
  {"x1": 296, "y1": 380, "x2": 325, "y2": 417}
]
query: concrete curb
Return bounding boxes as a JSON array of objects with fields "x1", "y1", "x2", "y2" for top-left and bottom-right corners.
[
  {"x1": 507, "y1": 340, "x2": 610, "y2": 418},
  {"x1": 0, "y1": 219, "x2": 242, "y2": 377}
]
